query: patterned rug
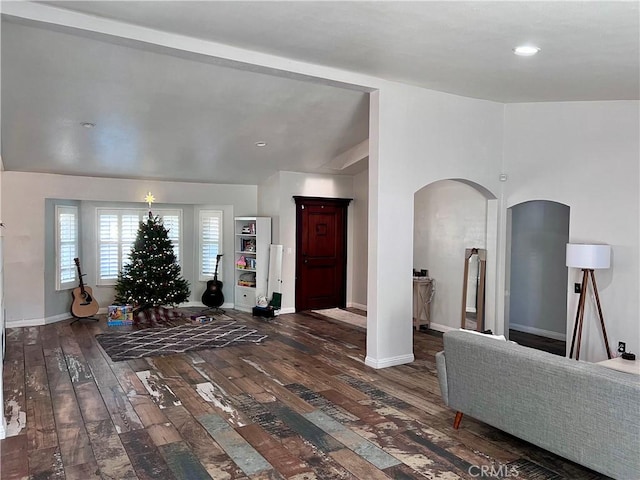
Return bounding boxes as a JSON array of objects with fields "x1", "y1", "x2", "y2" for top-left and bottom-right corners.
[{"x1": 96, "y1": 321, "x2": 268, "y2": 361}]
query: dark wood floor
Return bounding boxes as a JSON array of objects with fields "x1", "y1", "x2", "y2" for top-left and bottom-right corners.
[
  {"x1": 2, "y1": 309, "x2": 604, "y2": 479},
  {"x1": 509, "y1": 330, "x2": 567, "y2": 356}
]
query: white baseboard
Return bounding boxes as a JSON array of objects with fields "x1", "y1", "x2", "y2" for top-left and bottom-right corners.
[
  {"x1": 347, "y1": 302, "x2": 367, "y2": 311},
  {"x1": 428, "y1": 322, "x2": 458, "y2": 334},
  {"x1": 365, "y1": 353, "x2": 414, "y2": 369},
  {"x1": 509, "y1": 323, "x2": 566, "y2": 341},
  {"x1": 0, "y1": 416, "x2": 6, "y2": 440},
  {"x1": 46, "y1": 313, "x2": 74, "y2": 324},
  {"x1": 279, "y1": 307, "x2": 295, "y2": 314},
  {"x1": 7, "y1": 312, "x2": 73, "y2": 328}
]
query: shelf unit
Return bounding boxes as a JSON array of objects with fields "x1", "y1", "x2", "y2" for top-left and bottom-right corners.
[{"x1": 234, "y1": 217, "x2": 271, "y2": 312}]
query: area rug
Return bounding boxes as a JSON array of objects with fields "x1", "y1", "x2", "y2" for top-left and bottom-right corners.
[
  {"x1": 96, "y1": 321, "x2": 268, "y2": 361},
  {"x1": 311, "y1": 308, "x2": 367, "y2": 328}
]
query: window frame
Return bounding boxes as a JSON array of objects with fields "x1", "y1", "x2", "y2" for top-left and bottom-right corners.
[
  {"x1": 96, "y1": 208, "x2": 183, "y2": 286},
  {"x1": 198, "y1": 209, "x2": 224, "y2": 282},
  {"x1": 55, "y1": 205, "x2": 79, "y2": 291}
]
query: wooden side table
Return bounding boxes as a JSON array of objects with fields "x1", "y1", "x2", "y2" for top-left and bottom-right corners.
[
  {"x1": 597, "y1": 357, "x2": 640, "y2": 375},
  {"x1": 413, "y1": 277, "x2": 434, "y2": 330}
]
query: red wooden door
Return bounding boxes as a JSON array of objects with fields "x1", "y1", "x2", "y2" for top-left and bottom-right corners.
[{"x1": 294, "y1": 197, "x2": 351, "y2": 311}]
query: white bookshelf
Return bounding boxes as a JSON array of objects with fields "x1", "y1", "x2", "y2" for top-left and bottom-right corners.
[{"x1": 234, "y1": 217, "x2": 271, "y2": 312}]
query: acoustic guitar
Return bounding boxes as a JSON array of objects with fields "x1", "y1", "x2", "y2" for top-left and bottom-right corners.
[
  {"x1": 202, "y1": 254, "x2": 224, "y2": 308},
  {"x1": 71, "y1": 258, "x2": 99, "y2": 318}
]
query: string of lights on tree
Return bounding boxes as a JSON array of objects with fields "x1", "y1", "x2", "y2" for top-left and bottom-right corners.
[{"x1": 114, "y1": 192, "x2": 190, "y2": 308}]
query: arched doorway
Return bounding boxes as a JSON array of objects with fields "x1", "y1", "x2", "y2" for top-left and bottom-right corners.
[
  {"x1": 413, "y1": 179, "x2": 497, "y2": 333},
  {"x1": 507, "y1": 200, "x2": 570, "y2": 355}
]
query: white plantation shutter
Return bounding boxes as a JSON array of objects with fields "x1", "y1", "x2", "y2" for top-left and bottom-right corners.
[
  {"x1": 56, "y1": 205, "x2": 78, "y2": 290},
  {"x1": 99, "y1": 214, "x2": 119, "y2": 282},
  {"x1": 121, "y1": 215, "x2": 139, "y2": 242},
  {"x1": 121, "y1": 214, "x2": 140, "y2": 267},
  {"x1": 100, "y1": 244, "x2": 119, "y2": 280},
  {"x1": 59, "y1": 244, "x2": 76, "y2": 282},
  {"x1": 162, "y1": 215, "x2": 180, "y2": 263},
  {"x1": 199, "y1": 210, "x2": 223, "y2": 280},
  {"x1": 97, "y1": 209, "x2": 182, "y2": 285}
]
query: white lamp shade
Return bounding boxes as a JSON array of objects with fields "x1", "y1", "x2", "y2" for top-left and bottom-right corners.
[{"x1": 566, "y1": 244, "x2": 611, "y2": 269}]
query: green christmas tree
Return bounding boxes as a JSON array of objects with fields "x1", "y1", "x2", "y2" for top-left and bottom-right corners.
[{"x1": 114, "y1": 213, "x2": 190, "y2": 308}]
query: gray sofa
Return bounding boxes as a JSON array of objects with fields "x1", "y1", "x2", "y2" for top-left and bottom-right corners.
[{"x1": 435, "y1": 330, "x2": 640, "y2": 480}]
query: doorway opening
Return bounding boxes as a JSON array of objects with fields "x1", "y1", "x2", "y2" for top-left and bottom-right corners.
[
  {"x1": 507, "y1": 200, "x2": 570, "y2": 355},
  {"x1": 413, "y1": 179, "x2": 496, "y2": 333}
]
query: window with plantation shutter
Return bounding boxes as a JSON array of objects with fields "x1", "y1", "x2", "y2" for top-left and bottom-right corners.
[
  {"x1": 56, "y1": 205, "x2": 78, "y2": 290},
  {"x1": 162, "y1": 215, "x2": 180, "y2": 263},
  {"x1": 97, "y1": 209, "x2": 182, "y2": 285},
  {"x1": 199, "y1": 210, "x2": 223, "y2": 281}
]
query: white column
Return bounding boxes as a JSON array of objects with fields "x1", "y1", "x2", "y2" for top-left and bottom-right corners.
[{"x1": 365, "y1": 90, "x2": 415, "y2": 368}]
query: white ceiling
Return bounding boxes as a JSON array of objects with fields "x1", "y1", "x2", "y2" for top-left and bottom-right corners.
[
  {"x1": 0, "y1": 16, "x2": 370, "y2": 184},
  {"x1": 1, "y1": 1, "x2": 638, "y2": 184},
  {"x1": 43, "y1": 0, "x2": 640, "y2": 102}
]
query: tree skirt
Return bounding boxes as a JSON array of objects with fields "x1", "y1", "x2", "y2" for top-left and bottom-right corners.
[
  {"x1": 96, "y1": 321, "x2": 268, "y2": 361},
  {"x1": 133, "y1": 306, "x2": 188, "y2": 327}
]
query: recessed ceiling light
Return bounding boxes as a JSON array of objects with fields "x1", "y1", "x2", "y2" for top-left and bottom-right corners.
[
  {"x1": 255, "y1": 141, "x2": 267, "y2": 147},
  {"x1": 513, "y1": 45, "x2": 540, "y2": 57},
  {"x1": 81, "y1": 122, "x2": 96, "y2": 128}
]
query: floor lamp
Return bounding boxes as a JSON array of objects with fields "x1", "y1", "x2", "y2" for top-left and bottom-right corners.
[{"x1": 566, "y1": 243, "x2": 612, "y2": 361}]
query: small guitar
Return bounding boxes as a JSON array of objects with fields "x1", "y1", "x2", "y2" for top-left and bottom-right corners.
[
  {"x1": 71, "y1": 258, "x2": 99, "y2": 318},
  {"x1": 202, "y1": 254, "x2": 224, "y2": 308}
]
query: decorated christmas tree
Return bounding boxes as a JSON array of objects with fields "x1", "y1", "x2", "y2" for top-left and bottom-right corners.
[{"x1": 114, "y1": 211, "x2": 190, "y2": 309}]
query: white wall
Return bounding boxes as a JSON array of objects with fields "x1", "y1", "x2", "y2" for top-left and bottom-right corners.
[
  {"x1": 367, "y1": 85, "x2": 504, "y2": 368},
  {"x1": 258, "y1": 171, "x2": 354, "y2": 313},
  {"x1": 257, "y1": 172, "x2": 281, "y2": 244},
  {"x1": 414, "y1": 180, "x2": 488, "y2": 330},
  {"x1": 1, "y1": 171, "x2": 257, "y2": 325},
  {"x1": 349, "y1": 169, "x2": 368, "y2": 309},
  {"x1": 504, "y1": 101, "x2": 640, "y2": 361}
]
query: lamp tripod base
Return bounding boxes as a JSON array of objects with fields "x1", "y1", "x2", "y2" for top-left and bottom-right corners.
[{"x1": 569, "y1": 269, "x2": 612, "y2": 361}]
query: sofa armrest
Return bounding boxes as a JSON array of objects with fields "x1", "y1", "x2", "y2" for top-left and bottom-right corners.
[{"x1": 435, "y1": 351, "x2": 448, "y2": 406}]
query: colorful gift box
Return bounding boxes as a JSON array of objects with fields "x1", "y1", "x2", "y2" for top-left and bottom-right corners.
[
  {"x1": 107, "y1": 304, "x2": 134, "y2": 325},
  {"x1": 190, "y1": 315, "x2": 214, "y2": 324}
]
